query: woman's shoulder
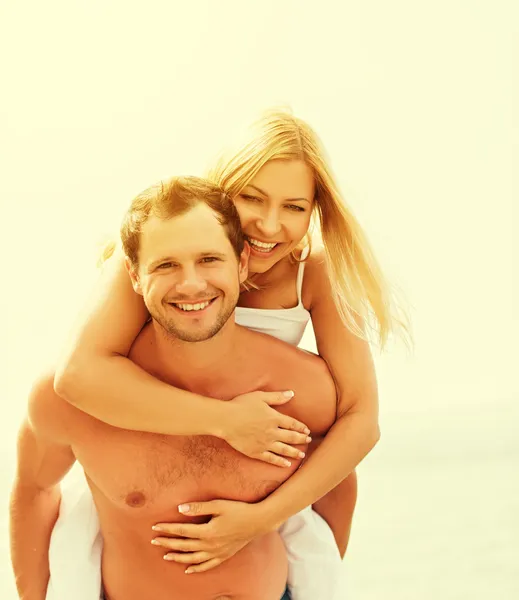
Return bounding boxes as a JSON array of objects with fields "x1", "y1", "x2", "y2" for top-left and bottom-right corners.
[
  {"x1": 305, "y1": 244, "x2": 326, "y2": 269},
  {"x1": 302, "y1": 244, "x2": 332, "y2": 308}
]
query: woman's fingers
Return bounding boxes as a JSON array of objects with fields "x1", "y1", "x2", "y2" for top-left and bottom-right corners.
[
  {"x1": 278, "y1": 415, "x2": 310, "y2": 434},
  {"x1": 275, "y1": 427, "x2": 312, "y2": 446},
  {"x1": 163, "y1": 551, "x2": 210, "y2": 565},
  {"x1": 152, "y1": 522, "x2": 209, "y2": 537},
  {"x1": 259, "y1": 451, "x2": 292, "y2": 467},
  {"x1": 152, "y1": 537, "x2": 204, "y2": 552},
  {"x1": 257, "y1": 432, "x2": 311, "y2": 465},
  {"x1": 270, "y1": 441, "x2": 306, "y2": 460},
  {"x1": 264, "y1": 427, "x2": 312, "y2": 461},
  {"x1": 184, "y1": 558, "x2": 222, "y2": 574}
]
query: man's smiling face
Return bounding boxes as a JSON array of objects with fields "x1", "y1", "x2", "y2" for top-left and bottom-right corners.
[{"x1": 130, "y1": 202, "x2": 248, "y2": 342}]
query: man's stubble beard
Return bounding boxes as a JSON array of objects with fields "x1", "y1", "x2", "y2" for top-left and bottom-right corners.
[{"x1": 148, "y1": 294, "x2": 239, "y2": 343}]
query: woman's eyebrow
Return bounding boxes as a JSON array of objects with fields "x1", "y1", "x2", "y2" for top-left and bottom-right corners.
[
  {"x1": 246, "y1": 184, "x2": 310, "y2": 203},
  {"x1": 247, "y1": 184, "x2": 269, "y2": 196}
]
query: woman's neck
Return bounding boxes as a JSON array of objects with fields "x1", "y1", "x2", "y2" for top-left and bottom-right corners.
[{"x1": 247, "y1": 253, "x2": 295, "y2": 288}]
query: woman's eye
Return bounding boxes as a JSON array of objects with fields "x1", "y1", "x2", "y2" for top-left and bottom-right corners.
[
  {"x1": 286, "y1": 204, "x2": 305, "y2": 212},
  {"x1": 241, "y1": 194, "x2": 262, "y2": 203}
]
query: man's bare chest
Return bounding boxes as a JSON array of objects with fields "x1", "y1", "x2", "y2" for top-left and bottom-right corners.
[{"x1": 70, "y1": 423, "x2": 296, "y2": 516}]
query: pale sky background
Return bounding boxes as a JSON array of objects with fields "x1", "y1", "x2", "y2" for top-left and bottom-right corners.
[{"x1": 1, "y1": 1, "x2": 518, "y2": 599}]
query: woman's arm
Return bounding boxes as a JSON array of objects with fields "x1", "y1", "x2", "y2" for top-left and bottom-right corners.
[
  {"x1": 305, "y1": 438, "x2": 358, "y2": 557},
  {"x1": 254, "y1": 251, "x2": 380, "y2": 523},
  {"x1": 312, "y1": 477, "x2": 358, "y2": 558},
  {"x1": 54, "y1": 247, "x2": 310, "y2": 464}
]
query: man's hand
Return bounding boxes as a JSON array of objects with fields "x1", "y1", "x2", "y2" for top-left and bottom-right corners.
[
  {"x1": 223, "y1": 391, "x2": 311, "y2": 467},
  {"x1": 151, "y1": 499, "x2": 273, "y2": 573}
]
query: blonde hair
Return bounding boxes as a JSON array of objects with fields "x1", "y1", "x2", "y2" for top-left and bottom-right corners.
[{"x1": 208, "y1": 108, "x2": 410, "y2": 348}]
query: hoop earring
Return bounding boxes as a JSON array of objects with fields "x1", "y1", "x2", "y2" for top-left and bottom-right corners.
[{"x1": 290, "y1": 232, "x2": 312, "y2": 263}]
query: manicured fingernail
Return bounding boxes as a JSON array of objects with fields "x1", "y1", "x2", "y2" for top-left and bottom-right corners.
[
  {"x1": 298, "y1": 451, "x2": 305, "y2": 458},
  {"x1": 283, "y1": 459, "x2": 292, "y2": 467},
  {"x1": 178, "y1": 504, "x2": 190, "y2": 513},
  {"x1": 163, "y1": 554, "x2": 174, "y2": 561},
  {"x1": 151, "y1": 539, "x2": 160, "y2": 545},
  {"x1": 304, "y1": 428, "x2": 311, "y2": 435},
  {"x1": 152, "y1": 525, "x2": 163, "y2": 531},
  {"x1": 283, "y1": 390, "x2": 294, "y2": 398},
  {"x1": 306, "y1": 436, "x2": 312, "y2": 443},
  {"x1": 185, "y1": 568, "x2": 193, "y2": 574}
]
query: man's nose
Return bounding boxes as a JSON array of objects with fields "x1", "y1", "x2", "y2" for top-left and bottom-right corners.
[
  {"x1": 175, "y1": 266, "x2": 208, "y2": 295},
  {"x1": 256, "y1": 210, "x2": 282, "y2": 237}
]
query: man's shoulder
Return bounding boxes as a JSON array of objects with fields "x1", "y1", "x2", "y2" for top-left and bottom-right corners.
[
  {"x1": 240, "y1": 326, "x2": 324, "y2": 374},
  {"x1": 240, "y1": 329, "x2": 337, "y2": 433}
]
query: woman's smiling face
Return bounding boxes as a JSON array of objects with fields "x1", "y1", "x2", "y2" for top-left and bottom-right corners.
[{"x1": 233, "y1": 159, "x2": 315, "y2": 274}]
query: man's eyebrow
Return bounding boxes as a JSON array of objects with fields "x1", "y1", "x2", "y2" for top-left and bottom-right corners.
[
  {"x1": 147, "y1": 251, "x2": 228, "y2": 271},
  {"x1": 246, "y1": 184, "x2": 311, "y2": 204},
  {"x1": 147, "y1": 256, "x2": 176, "y2": 272},
  {"x1": 199, "y1": 251, "x2": 227, "y2": 259}
]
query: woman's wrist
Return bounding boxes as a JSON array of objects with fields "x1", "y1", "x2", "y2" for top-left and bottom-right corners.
[
  {"x1": 254, "y1": 498, "x2": 287, "y2": 534},
  {"x1": 197, "y1": 396, "x2": 230, "y2": 439}
]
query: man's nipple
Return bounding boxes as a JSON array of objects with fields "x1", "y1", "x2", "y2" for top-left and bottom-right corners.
[{"x1": 125, "y1": 491, "x2": 147, "y2": 508}]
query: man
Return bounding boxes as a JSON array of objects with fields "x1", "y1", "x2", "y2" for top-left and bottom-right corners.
[{"x1": 10, "y1": 177, "x2": 337, "y2": 600}]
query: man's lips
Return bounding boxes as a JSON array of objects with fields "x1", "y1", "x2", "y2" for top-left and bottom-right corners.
[{"x1": 166, "y1": 297, "x2": 218, "y2": 313}]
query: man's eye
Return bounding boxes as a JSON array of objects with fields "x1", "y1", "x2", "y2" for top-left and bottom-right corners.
[
  {"x1": 157, "y1": 262, "x2": 173, "y2": 269},
  {"x1": 200, "y1": 257, "x2": 220, "y2": 263}
]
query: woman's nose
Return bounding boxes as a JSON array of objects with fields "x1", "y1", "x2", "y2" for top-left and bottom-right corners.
[{"x1": 256, "y1": 210, "x2": 282, "y2": 237}]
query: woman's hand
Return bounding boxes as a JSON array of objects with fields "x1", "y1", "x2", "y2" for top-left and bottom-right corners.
[
  {"x1": 151, "y1": 499, "x2": 273, "y2": 573},
  {"x1": 223, "y1": 391, "x2": 311, "y2": 467}
]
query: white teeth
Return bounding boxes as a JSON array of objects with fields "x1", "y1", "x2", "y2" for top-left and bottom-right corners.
[
  {"x1": 248, "y1": 237, "x2": 277, "y2": 251},
  {"x1": 174, "y1": 300, "x2": 211, "y2": 311}
]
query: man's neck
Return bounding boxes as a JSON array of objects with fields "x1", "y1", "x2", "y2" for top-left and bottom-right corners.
[{"x1": 150, "y1": 318, "x2": 244, "y2": 396}]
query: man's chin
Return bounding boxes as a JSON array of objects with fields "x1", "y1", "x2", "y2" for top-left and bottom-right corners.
[
  {"x1": 169, "y1": 330, "x2": 217, "y2": 343},
  {"x1": 161, "y1": 320, "x2": 226, "y2": 343}
]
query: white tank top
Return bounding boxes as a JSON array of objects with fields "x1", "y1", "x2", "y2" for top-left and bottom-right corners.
[{"x1": 234, "y1": 246, "x2": 311, "y2": 346}]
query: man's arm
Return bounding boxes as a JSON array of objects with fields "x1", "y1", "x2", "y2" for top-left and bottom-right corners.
[{"x1": 10, "y1": 374, "x2": 76, "y2": 600}]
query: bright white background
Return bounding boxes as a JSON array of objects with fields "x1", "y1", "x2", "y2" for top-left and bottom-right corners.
[{"x1": 2, "y1": 1, "x2": 518, "y2": 598}]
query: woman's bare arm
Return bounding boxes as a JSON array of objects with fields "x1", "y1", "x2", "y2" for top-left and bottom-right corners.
[
  {"x1": 53, "y1": 247, "x2": 310, "y2": 464},
  {"x1": 308, "y1": 440, "x2": 358, "y2": 557},
  {"x1": 251, "y1": 250, "x2": 381, "y2": 523}
]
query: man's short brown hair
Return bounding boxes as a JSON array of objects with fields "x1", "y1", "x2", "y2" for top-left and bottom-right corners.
[{"x1": 121, "y1": 176, "x2": 244, "y2": 269}]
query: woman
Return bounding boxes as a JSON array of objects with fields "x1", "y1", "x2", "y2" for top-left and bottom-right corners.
[{"x1": 50, "y1": 109, "x2": 407, "y2": 600}]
